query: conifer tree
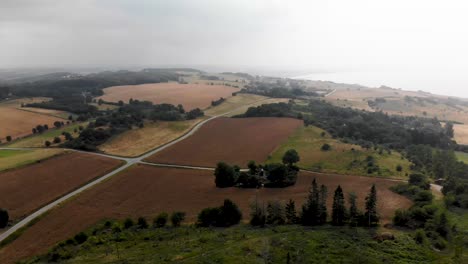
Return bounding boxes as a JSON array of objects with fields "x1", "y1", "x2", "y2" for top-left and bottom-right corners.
[
  {"x1": 365, "y1": 184, "x2": 379, "y2": 226},
  {"x1": 301, "y1": 178, "x2": 320, "y2": 225},
  {"x1": 332, "y1": 185, "x2": 347, "y2": 225},
  {"x1": 318, "y1": 184, "x2": 328, "y2": 224},
  {"x1": 285, "y1": 199, "x2": 297, "y2": 224},
  {"x1": 348, "y1": 192, "x2": 359, "y2": 226}
]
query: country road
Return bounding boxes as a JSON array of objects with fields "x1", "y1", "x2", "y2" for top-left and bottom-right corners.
[{"x1": 0, "y1": 98, "x2": 269, "y2": 243}]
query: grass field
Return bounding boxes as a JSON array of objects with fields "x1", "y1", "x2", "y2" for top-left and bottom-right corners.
[
  {"x1": 0, "y1": 99, "x2": 67, "y2": 142},
  {"x1": 204, "y1": 93, "x2": 268, "y2": 116},
  {"x1": 27, "y1": 225, "x2": 444, "y2": 264},
  {"x1": 146, "y1": 117, "x2": 302, "y2": 167},
  {"x1": 98, "y1": 82, "x2": 239, "y2": 110},
  {"x1": 268, "y1": 125, "x2": 412, "y2": 178},
  {"x1": 455, "y1": 151, "x2": 468, "y2": 164},
  {"x1": 0, "y1": 149, "x2": 65, "y2": 172},
  {"x1": 0, "y1": 165, "x2": 411, "y2": 263},
  {"x1": 98, "y1": 118, "x2": 203, "y2": 157},
  {"x1": 6, "y1": 122, "x2": 86, "y2": 148}
]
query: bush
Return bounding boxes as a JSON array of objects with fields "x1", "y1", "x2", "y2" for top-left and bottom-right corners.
[
  {"x1": 197, "y1": 199, "x2": 242, "y2": 227},
  {"x1": 171, "y1": 212, "x2": 186, "y2": 227},
  {"x1": 137, "y1": 217, "x2": 148, "y2": 229},
  {"x1": 414, "y1": 190, "x2": 434, "y2": 205},
  {"x1": 393, "y1": 209, "x2": 410, "y2": 226},
  {"x1": 123, "y1": 218, "x2": 134, "y2": 229},
  {"x1": 321, "y1": 143, "x2": 331, "y2": 151},
  {"x1": 153, "y1": 212, "x2": 168, "y2": 228},
  {"x1": 409, "y1": 174, "x2": 430, "y2": 190},
  {"x1": 414, "y1": 229, "x2": 427, "y2": 244},
  {"x1": 197, "y1": 207, "x2": 222, "y2": 227},
  {"x1": 0, "y1": 208, "x2": 9, "y2": 228},
  {"x1": 74, "y1": 232, "x2": 88, "y2": 244}
]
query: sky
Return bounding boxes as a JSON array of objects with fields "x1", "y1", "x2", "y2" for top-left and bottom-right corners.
[{"x1": 2, "y1": 0, "x2": 468, "y2": 96}]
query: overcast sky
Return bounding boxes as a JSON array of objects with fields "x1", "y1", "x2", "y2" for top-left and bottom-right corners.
[{"x1": 2, "y1": 0, "x2": 468, "y2": 95}]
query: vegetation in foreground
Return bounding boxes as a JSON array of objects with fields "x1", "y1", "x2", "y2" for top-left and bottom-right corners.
[
  {"x1": 25, "y1": 223, "x2": 446, "y2": 264},
  {"x1": 0, "y1": 149, "x2": 65, "y2": 172}
]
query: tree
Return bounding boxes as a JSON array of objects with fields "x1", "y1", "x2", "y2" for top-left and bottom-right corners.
[
  {"x1": 319, "y1": 184, "x2": 328, "y2": 224},
  {"x1": 332, "y1": 185, "x2": 347, "y2": 225},
  {"x1": 266, "y1": 201, "x2": 285, "y2": 225},
  {"x1": 45, "y1": 140, "x2": 51, "y2": 147},
  {"x1": 250, "y1": 198, "x2": 266, "y2": 227},
  {"x1": 137, "y1": 217, "x2": 148, "y2": 228},
  {"x1": 197, "y1": 207, "x2": 221, "y2": 227},
  {"x1": 282, "y1": 149, "x2": 300, "y2": 166},
  {"x1": 285, "y1": 199, "x2": 297, "y2": 224},
  {"x1": 219, "y1": 199, "x2": 242, "y2": 227},
  {"x1": 348, "y1": 192, "x2": 360, "y2": 226},
  {"x1": 53, "y1": 137, "x2": 61, "y2": 144},
  {"x1": 6, "y1": 136, "x2": 12, "y2": 142},
  {"x1": 365, "y1": 184, "x2": 379, "y2": 226},
  {"x1": 32, "y1": 128, "x2": 37, "y2": 134},
  {"x1": 321, "y1": 143, "x2": 331, "y2": 151},
  {"x1": 171, "y1": 212, "x2": 186, "y2": 227},
  {"x1": 0, "y1": 208, "x2": 9, "y2": 228},
  {"x1": 247, "y1": 160, "x2": 258, "y2": 175},
  {"x1": 445, "y1": 122, "x2": 454, "y2": 138},
  {"x1": 301, "y1": 178, "x2": 320, "y2": 225},
  {"x1": 123, "y1": 218, "x2": 134, "y2": 229},
  {"x1": 153, "y1": 212, "x2": 168, "y2": 228},
  {"x1": 214, "y1": 162, "x2": 237, "y2": 187}
]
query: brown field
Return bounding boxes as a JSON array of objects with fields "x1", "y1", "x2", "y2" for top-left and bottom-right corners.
[
  {"x1": 98, "y1": 118, "x2": 203, "y2": 157},
  {"x1": 0, "y1": 152, "x2": 122, "y2": 223},
  {"x1": 98, "y1": 82, "x2": 239, "y2": 110},
  {"x1": 0, "y1": 165, "x2": 411, "y2": 263},
  {"x1": 146, "y1": 117, "x2": 303, "y2": 167},
  {"x1": 454, "y1": 124, "x2": 468, "y2": 145},
  {"x1": 0, "y1": 98, "x2": 67, "y2": 141}
]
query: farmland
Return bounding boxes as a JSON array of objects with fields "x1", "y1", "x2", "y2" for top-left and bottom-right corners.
[
  {"x1": 146, "y1": 117, "x2": 303, "y2": 167},
  {"x1": 0, "y1": 99, "x2": 67, "y2": 142},
  {"x1": 6, "y1": 122, "x2": 86, "y2": 148},
  {"x1": 98, "y1": 118, "x2": 203, "y2": 157},
  {"x1": 0, "y1": 152, "x2": 122, "y2": 224},
  {"x1": 268, "y1": 125, "x2": 412, "y2": 178},
  {"x1": 98, "y1": 82, "x2": 239, "y2": 110},
  {"x1": 0, "y1": 149, "x2": 65, "y2": 172},
  {"x1": 454, "y1": 124, "x2": 468, "y2": 145},
  {"x1": 0, "y1": 165, "x2": 411, "y2": 263}
]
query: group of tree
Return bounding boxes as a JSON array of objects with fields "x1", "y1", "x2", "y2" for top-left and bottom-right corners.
[
  {"x1": 196, "y1": 199, "x2": 242, "y2": 227},
  {"x1": 237, "y1": 100, "x2": 455, "y2": 150},
  {"x1": 32, "y1": 124, "x2": 49, "y2": 134},
  {"x1": 214, "y1": 149, "x2": 300, "y2": 188},
  {"x1": 391, "y1": 174, "x2": 454, "y2": 250},
  {"x1": 250, "y1": 179, "x2": 379, "y2": 227},
  {"x1": 242, "y1": 80, "x2": 319, "y2": 99},
  {"x1": 211, "y1": 97, "x2": 225, "y2": 107}
]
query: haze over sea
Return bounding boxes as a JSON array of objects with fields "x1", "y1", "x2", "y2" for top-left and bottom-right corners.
[{"x1": 294, "y1": 70, "x2": 468, "y2": 99}]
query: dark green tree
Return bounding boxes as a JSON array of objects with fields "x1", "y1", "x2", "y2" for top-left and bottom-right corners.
[
  {"x1": 219, "y1": 199, "x2": 242, "y2": 227},
  {"x1": 266, "y1": 201, "x2": 285, "y2": 225},
  {"x1": 6, "y1": 136, "x2": 12, "y2": 142},
  {"x1": 153, "y1": 212, "x2": 168, "y2": 228},
  {"x1": 171, "y1": 212, "x2": 186, "y2": 227},
  {"x1": 250, "y1": 198, "x2": 266, "y2": 227},
  {"x1": 332, "y1": 185, "x2": 347, "y2": 225},
  {"x1": 348, "y1": 192, "x2": 359, "y2": 226},
  {"x1": 318, "y1": 184, "x2": 328, "y2": 224},
  {"x1": 301, "y1": 178, "x2": 320, "y2": 225},
  {"x1": 365, "y1": 184, "x2": 379, "y2": 226},
  {"x1": 0, "y1": 208, "x2": 9, "y2": 228},
  {"x1": 285, "y1": 199, "x2": 297, "y2": 224},
  {"x1": 282, "y1": 149, "x2": 300, "y2": 166},
  {"x1": 214, "y1": 162, "x2": 237, "y2": 187}
]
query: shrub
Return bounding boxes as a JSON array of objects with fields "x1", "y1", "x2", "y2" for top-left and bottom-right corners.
[
  {"x1": 123, "y1": 218, "x2": 134, "y2": 229},
  {"x1": 74, "y1": 232, "x2": 88, "y2": 244},
  {"x1": 137, "y1": 217, "x2": 148, "y2": 229},
  {"x1": 409, "y1": 174, "x2": 430, "y2": 190},
  {"x1": 321, "y1": 143, "x2": 331, "y2": 151},
  {"x1": 53, "y1": 137, "x2": 61, "y2": 144},
  {"x1": 171, "y1": 212, "x2": 186, "y2": 227},
  {"x1": 197, "y1": 207, "x2": 222, "y2": 227},
  {"x1": 0, "y1": 208, "x2": 9, "y2": 228},
  {"x1": 414, "y1": 229, "x2": 427, "y2": 244},
  {"x1": 153, "y1": 212, "x2": 168, "y2": 228},
  {"x1": 197, "y1": 199, "x2": 242, "y2": 227},
  {"x1": 393, "y1": 209, "x2": 410, "y2": 226}
]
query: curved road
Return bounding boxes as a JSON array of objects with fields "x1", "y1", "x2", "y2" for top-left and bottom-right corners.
[{"x1": 0, "y1": 99, "x2": 268, "y2": 243}]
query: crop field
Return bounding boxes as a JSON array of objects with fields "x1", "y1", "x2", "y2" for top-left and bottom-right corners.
[
  {"x1": 204, "y1": 93, "x2": 268, "y2": 116},
  {"x1": 146, "y1": 117, "x2": 303, "y2": 167},
  {"x1": 0, "y1": 105, "x2": 67, "y2": 142},
  {"x1": 268, "y1": 125, "x2": 412, "y2": 178},
  {"x1": 6, "y1": 122, "x2": 86, "y2": 148},
  {"x1": 0, "y1": 149, "x2": 65, "y2": 172},
  {"x1": 98, "y1": 118, "x2": 203, "y2": 157},
  {"x1": 0, "y1": 165, "x2": 411, "y2": 263},
  {"x1": 454, "y1": 124, "x2": 468, "y2": 145},
  {"x1": 0, "y1": 152, "x2": 122, "y2": 224},
  {"x1": 98, "y1": 82, "x2": 239, "y2": 110}
]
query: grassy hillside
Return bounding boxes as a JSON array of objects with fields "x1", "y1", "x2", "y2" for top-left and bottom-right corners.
[
  {"x1": 268, "y1": 125, "x2": 412, "y2": 178},
  {"x1": 6, "y1": 123, "x2": 86, "y2": 148},
  {"x1": 26, "y1": 225, "x2": 444, "y2": 264},
  {"x1": 0, "y1": 149, "x2": 65, "y2": 172}
]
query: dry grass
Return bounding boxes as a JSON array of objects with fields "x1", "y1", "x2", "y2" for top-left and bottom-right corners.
[
  {"x1": 204, "y1": 93, "x2": 268, "y2": 116},
  {"x1": 98, "y1": 118, "x2": 202, "y2": 157},
  {"x1": 98, "y1": 82, "x2": 239, "y2": 110},
  {"x1": 0, "y1": 149, "x2": 65, "y2": 172},
  {"x1": 454, "y1": 124, "x2": 468, "y2": 145}
]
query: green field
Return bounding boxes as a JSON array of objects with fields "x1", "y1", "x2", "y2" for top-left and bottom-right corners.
[
  {"x1": 455, "y1": 151, "x2": 468, "y2": 164},
  {"x1": 268, "y1": 125, "x2": 412, "y2": 178},
  {"x1": 0, "y1": 149, "x2": 65, "y2": 172},
  {"x1": 7, "y1": 123, "x2": 87, "y2": 148},
  {"x1": 27, "y1": 225, "x2": 446, "y2": 264}
]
